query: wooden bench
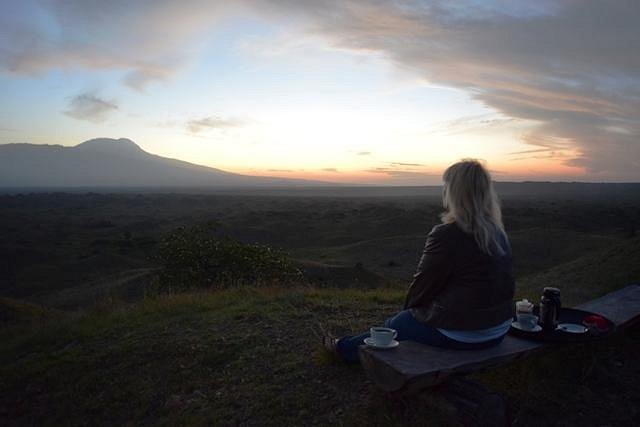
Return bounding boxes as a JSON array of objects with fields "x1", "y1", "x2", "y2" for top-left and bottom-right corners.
[{"x1": 359, "y1": 284, "x2": 640, "y2": 395}]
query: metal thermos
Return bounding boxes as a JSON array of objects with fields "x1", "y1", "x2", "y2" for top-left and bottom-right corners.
[{"x1": 539, "y1": 287, "x2": 561, "y2": 332}]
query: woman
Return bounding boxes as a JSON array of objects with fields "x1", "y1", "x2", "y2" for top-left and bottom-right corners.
[{"x1": 325, "y1": 159, "x2": 515, "y2": 362}]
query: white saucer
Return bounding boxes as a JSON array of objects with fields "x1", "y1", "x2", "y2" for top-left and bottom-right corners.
[
  {"x1": 364, "y1": 338, "x2": 399, "y2": 349},
  {"x1": 511, "y1": 321, "x2": 542, "y2": 332},
  {"x1": 557, "y1": 323, "x2": 588, "y2": 334}
]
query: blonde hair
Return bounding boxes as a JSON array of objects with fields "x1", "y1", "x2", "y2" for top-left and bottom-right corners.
[{"x1": 441, "y1": 159, "x2": 506, "y2": 255}]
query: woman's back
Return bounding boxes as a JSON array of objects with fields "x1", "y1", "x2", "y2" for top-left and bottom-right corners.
[{"x1": 405, "y1": 222, "x2": 515, "y2": 330}]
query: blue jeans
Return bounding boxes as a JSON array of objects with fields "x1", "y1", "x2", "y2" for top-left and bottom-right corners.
[{"x1": 336, "y1": 310, "x2": 505, "y2": 363}]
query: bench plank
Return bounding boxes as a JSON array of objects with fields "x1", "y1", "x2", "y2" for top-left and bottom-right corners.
[
  {"x1": 359, "y1": 284, "x2": 640, "y2": 393},
  {"x1": 360, "y1": 336, "x2": 542, "y2": 392},
  {"x1": 576, "y1": 284, "x2": 640, "y2": 327}
]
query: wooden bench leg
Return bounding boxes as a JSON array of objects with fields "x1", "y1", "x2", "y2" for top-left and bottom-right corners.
[
  {"x1": 438, "y1": 378, "x2": 508, "y2": 427},
  {"x1": 384, "y1": 377, "x2": 508, "y2": 426}
]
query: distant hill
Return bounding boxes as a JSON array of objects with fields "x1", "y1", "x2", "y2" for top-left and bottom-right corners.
[
  {"x1": 0, "y1": 138, "x2": 331, "y2": 188},
  {"x1": 516, "y1": 236, "x2": 640, "y2": 305},
  {"x1": 2, "y1": 139, "x2": 639, "y2": 192}
]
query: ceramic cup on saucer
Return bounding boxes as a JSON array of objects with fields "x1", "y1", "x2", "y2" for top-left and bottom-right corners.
[
  {"x1": 516, "y1": 314, "x2": 539, "y2": 331},
  {"x1": 369, "y1": 327, "x2": 397, "y2": 346},
  {"x1": 516, "y1": 299, "x2": 533, "y2": 320}
]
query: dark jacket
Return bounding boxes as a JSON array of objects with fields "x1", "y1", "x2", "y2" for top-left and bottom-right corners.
[{"x1": 404, "y1": 222, "x2": 515, "y2": 330}]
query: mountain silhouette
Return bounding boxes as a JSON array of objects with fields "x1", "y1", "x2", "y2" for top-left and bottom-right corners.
[{"x1": 0, "y1": 138, "x2": 330, "y2": 187}]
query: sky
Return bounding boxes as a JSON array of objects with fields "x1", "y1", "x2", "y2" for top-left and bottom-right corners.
[{"x1": 1, "y1": 0, "x2": 638, "y2": 185}]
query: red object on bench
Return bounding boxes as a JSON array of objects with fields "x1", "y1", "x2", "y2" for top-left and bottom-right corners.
[{"x1": 583, "y1": 314, "x2": 610, "y2": 331}]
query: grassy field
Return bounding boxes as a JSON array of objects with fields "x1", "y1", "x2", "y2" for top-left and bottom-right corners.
[
  {"x1": 2, "y1": 189, "x2": 639, "y2": 307},
  {"x1": 1, "y1": 238, "x2": 639, "y2": 426},
  {"x1": 517, "y1": 237, "x2": 640, "y2": 305},
  {"x1": 1, "y1": 187, "x2": 639, "y2": 425}
]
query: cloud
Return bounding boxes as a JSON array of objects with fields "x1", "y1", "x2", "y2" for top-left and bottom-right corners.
[
  {"x1": 509, "y1": 148, "x2": 554, "y2": 156},
  {"x1": 427, "y1": 113, "x2": 519, "y2": 136},
  {"x1": 365, "y1": 168, "x2": 438, "y2": 179},
  {"x1": 3, "y1": 1, "x2": 639, "y2": 177},
  {"x1": 267, "y1": 168, "x2": 294, "y2": 172},
  {"x1": 356, "y1": 151, "x2": 371, "y2": 156},
  {"x1": 507, "y1": 147, "x2": 573, "y2": 162},
  {"x1": 388, "y1": 162, "x2": 424, "y2": 167},
  {"x1": 63, "y1": 93, "x2": 118, "y2": 123},
  {"x1": 321, "y1": 167, "x2": 338, "y2": 172},
  {"x1": 123, "y1": 67, "x2": 178, "y2": 91},
  {"x1": 259, "y1": 0, "x2": 640, "y2": 178},
  {"x1": 0, "y1": 0, "x2": 229, "y2": 89},
  {"x1": 364, "y1": 158, "x2": 440, "y2": 181},
  {"x1": 186, "y1": 116, "x2": 244, "y2": 133}
]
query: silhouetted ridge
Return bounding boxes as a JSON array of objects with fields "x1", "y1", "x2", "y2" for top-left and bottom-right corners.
[
  {"x1": 74, "y1": 138, "x2": 147, "y2": 159},
  {"x1": 0, "y1": 138, "x2": 331, "y2": 188}
]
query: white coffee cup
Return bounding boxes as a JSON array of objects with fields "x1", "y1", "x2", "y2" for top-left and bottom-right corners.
[
  {"x1": 370, "y1": 327, "x2": 397, "y2": 346},
  {"x1": 517, "y1": 314, "x2": 539, "y2": 330}
]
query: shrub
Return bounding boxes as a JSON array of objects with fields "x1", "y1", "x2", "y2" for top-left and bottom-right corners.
[{"x1": 155, "y1": 223, "x2": 301, "y2": 291}]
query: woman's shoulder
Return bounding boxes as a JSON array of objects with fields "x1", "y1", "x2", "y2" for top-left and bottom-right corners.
[
  {"x1": 428, "y1": 222, "x2": 466, "y2": 239},
  {"x1": 426, "y1": 223, "x2": 468, "y2": 251},
  {"x1": 433, "y1": 222, "x2": 511, "y2": 256}
]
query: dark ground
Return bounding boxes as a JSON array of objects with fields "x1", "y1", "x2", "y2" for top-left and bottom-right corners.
[
  {"x1": 1, "y1": 184, "x2": 638, "y2": 307},
  {"x1": 1, "y1": 183, "x2": 639, "y2": 425}
]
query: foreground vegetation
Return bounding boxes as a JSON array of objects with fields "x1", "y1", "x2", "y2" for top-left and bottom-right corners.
[
  {"x1": 2, "y1": 187, "x2": 639, "y2": 308},
  {"x1": 156, "y1": 223, "x2": 301, "y2": 291},
  {"x1": 2, "y1": 238, "x2": 639, "y2": 426},
  {"x1": 1, "y1": 188, "x2": 639, "y2": 425}
]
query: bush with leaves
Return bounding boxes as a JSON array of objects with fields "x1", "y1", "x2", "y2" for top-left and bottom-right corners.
[{"x1": 155, "y1": 223, "x2": 301, "y2": 291}]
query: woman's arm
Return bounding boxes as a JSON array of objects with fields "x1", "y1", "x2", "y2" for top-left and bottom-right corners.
[{"x1": 403, "y1": 225, "x2": 455, "y2": 309}]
